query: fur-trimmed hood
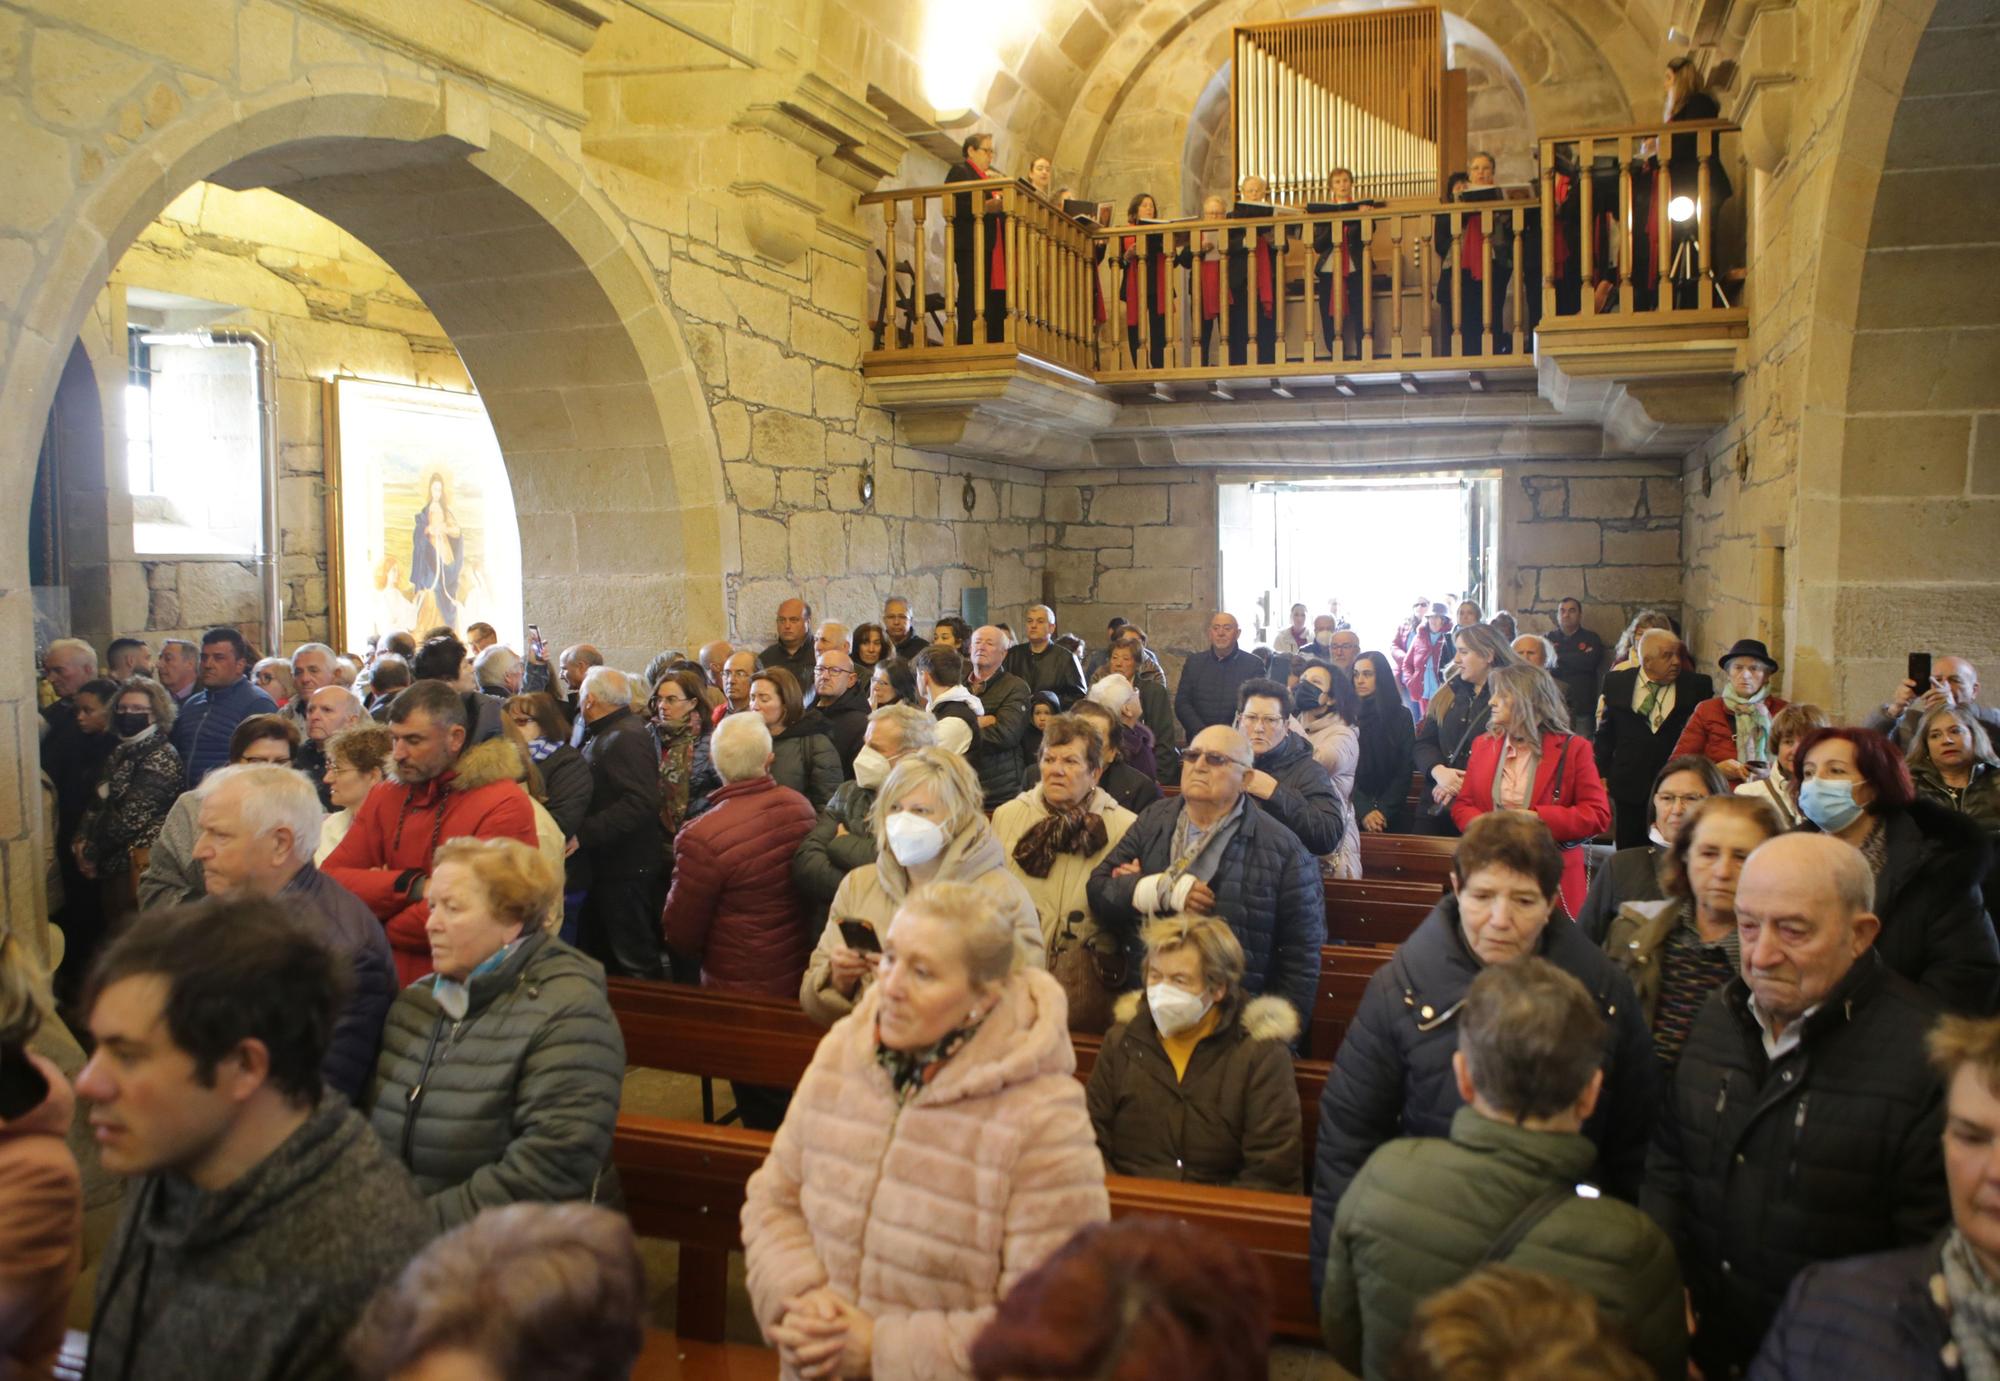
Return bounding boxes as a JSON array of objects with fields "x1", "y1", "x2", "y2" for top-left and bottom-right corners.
[
  {"x1": 1111, "y1": 987, "x2": 1301, "y2": 1045},
  {"x1": 444, "y1": 738, "x2": 528, "y2": 793}
]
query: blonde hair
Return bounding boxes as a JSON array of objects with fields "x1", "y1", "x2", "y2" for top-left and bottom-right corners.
[
  {"x1": 1929, "y1": 1014, "x2": 2000, "y2": 1096},
  {"x1": 1486, "y1": 664, "x2": 1571, "y2": 740},
  {"x1": 899, "y1": 881, "x2": 1017, "y2": 987},
  {"x1": 1141, "y1": 915, "x2": 1245, "y2": 996},
  {"x1": 115, "y1": 675, "x2": 177, "y2": 733},
  {"x1": 1395, "y1": 1266, "x2": 1652, "y2": 1381},
  {"x1": 431, "y1": 837, "x2": 560, "y2": 936},
  {"x1": 869, "y1": 747, "x2": 985, "y2": 841}
]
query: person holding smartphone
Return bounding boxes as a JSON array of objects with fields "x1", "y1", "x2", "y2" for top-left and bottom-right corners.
[
  {"x1": 1868, "y1": 654, "x2": 2000, "y2": 753},
  {"x1": 1671, "y1": 638, "x2": 1788, "y2": 783}
]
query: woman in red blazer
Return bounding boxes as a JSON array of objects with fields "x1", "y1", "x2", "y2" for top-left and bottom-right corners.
[
  {"x1": 1672, "y1": 638, "x2": 1787, "y2": 783},
  {"x1": 1452, "y1": 665, "x2": 1612, "y2": 919}
]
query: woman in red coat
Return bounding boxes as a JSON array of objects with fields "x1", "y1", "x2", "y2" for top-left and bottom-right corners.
[
  {"x1": 1672, "y1": 638, "x2": 1787, "y2": 785},
  {"x1": 1452, "y1": 665, "x2": 1612, "y2": 919}
]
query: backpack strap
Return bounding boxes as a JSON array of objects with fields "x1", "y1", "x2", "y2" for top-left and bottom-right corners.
[{"x1": 1480, "y1": 1183, "x2": 1580, "y2": 1264}]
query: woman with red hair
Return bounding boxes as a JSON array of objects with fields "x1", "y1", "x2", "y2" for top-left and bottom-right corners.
[{"x1": 1797, "y1": 726, "x2": 1998, "y2": 1013}]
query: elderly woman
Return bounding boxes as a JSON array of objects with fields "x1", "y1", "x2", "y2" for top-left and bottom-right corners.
[
  {"x1": 366, "y1": 837, "x2": 624, "y2": 1230},
  {"x1": 1414, "y1": 624, "x2": 1522, "y2": 835},
  {"x1": 76, "y1": 676, "x2": 183, "y2": 912},
  {"x1": 318, "y1": 723, "x2": 393, "y2": 864},
  {"x1": 1908, "y1": 704, "x2": 2000, "y2": 832},
  {"x1": 802, "y1": 749, "x2": 1044, "y2": 1028},
  {"x1": 1577, "y1": 754, "x2": 1726, "y2": 941},
  {"x1": 750, "y1": 667, "x2": 842, "y2": 812},
  {"x1": 992, "y1": 714, "x2": 1138, "y2": 1033},
  {"x1": 1603, "y1": 795, "x2": 1785, "y2": 1073},
  {"x1": 1798, "y1": 726, "x2": 1999, "y2": 1012},
  {"x1": 1069, "y1": 700, "x2": 1162, "y2": 815},
  {"x1": 649, "y1": 667, "x2": 713, "y2": 852},
  {"x1": 1103, "y1": 638, "x2": 1177, "y2": 766},
  {"x1": 252, "y1": 656, "x2": 295, "y2": 709},
  {"x1": 1309, "y1": 812, "x2": 1654, "y2": 1306},
  {"x1": 1350, "y1": 651, "x2": 1416, "y2": 835},
  {"x1": 1086, "y1": 915, "x2": 1301, "y2": 1192},
  {"x1": 138, "y1": 712, "x2": 298, "y2": 908},
  {"x1": 1450, "y1": 665, "x2": 1611, "y2": 918},
  {"x1": 1085, "y1": 672, "x2": 1156, "y2": 780},
  {"x1": 1296, "y1": 661, "x2": 1364, "y2": 879},
  {"x1": 1732, "y1": 701, "x2": 1829, "y2": 831},
  {"x1": 1672, "y1": 639, "x2": 1788, "y2": 782},
  {"x1": 745, "y1": 881, "x2": 1109, "y2": 1381}
]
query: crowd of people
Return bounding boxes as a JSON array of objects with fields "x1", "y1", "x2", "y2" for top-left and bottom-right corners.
[{"x1": 11, "y1": 589, "x2": 1999, "y2": 1379}]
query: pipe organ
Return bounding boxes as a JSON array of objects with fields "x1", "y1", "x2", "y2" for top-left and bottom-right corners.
[{"x1": 1232, "y1": 6, "x2": 1446, "y2": 205}]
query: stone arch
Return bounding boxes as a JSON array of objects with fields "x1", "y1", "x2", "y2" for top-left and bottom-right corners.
[
  {"x1": 1047, "y1": 0, "x2": 1658, "y2": 212},
  {"x1": 2, "y1": 78, "x2": 728, "y2": 666},
  {"x1": 1787, "y1": 0, "x2": 1999, "y2": 712}
]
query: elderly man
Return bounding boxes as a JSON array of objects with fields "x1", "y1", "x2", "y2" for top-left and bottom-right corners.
[
  {"x1": 663, "y1": 713, "x2": 818, "y2": 1128},
  {"x1": 473, "y1": 643, "x2": 523, "y2": 699},
  {"x1": 883, "y1": 594, "x2": 927, "y2": 661},
  {"x1": 171, "y1": 627, "x2": 280, "y2": 788},
  {"x1": 332, "y1": 656, "x2": 360, "y2": 689},
  {"x1": 573, "y1": 666, "x2": 666, "y2": 980},
  {"x1": 191, "y1": 763, "x2": 395, "y2": 1102},
  {"x1": 107, "y1": 636, "x2": 153, "y2": 679},
  {"x1": 1512, "y1": 633, "x2": 1558, "y2": 670},
  {"x1": 1235, "y1": 678, "x2": 1345, "y2": 857},
  {"x1": 524, "y1": 640, "x2": 601, "y2": 717},
  {"x1": 298, "y1": 685, "x2": 366, "y2": 807},
  {"x1": 465, "y1": 621, "x2": 497, "y2": 655},
  {"x1": 793, "y1": 704, "x2": 939, "y2": 918},
  {"x1": 815, "y1": 621, "x2": 849, "y2": 656},
  {"x1": 1550, "y1": 597, "x2": 1607, "y2": 739},
  {"x1": 76, "y1": 902, "x2": 430, "y2": 1381},
  {"x1": 1324, "y1": 629, "x2": 1361, "y2": 674},
  {"x1": 1324, "y1": 959, "x2": 1685, "y2": 1380},
  {"x1": 1175, "y1": 612, "x2": 1265, "y2": 740},
  {"x1": 694, "y1": 640, "x2": 733, "y2": 712},
  {"x1": 716, "y1": 649, "x2": 759, "y2": 725},
  {"x1": 808, "y1": 646, "x2": 870, "y2": 775},
  {"x1": 1870, "y1": 654, "x2": 2000, "y2": 751},
  {"x1": 155, "y1": 637, "x2": 200, "y2": 706},
  {"x1": 40, "y1": 637, "x2": 97, "y2": 728},
  {"x1": 760, "y1": 598, "x2": 815, "y2": 688},
  {"x1": 1087, "y1": 725, "x2": 1326, "y2": 1032},
  {"x1": 1002, "y1": 604, "x2": 1087, "y2": 708},
  {"x1": 323, "y1": 680, "x2": 538, "y2": 985},
  {"x1": 289, "y1": 643, "x2": 338, "y2": 721},
  {"x1": 1643, "y1": 834, "x2": 1948, "y2": 1379},
  {"x1": 1596, "y1": 628, "x2": 1714, "y2": 849},
  {"x1": 965, "y1": 624, "x2": 1033, "y2": 809}
]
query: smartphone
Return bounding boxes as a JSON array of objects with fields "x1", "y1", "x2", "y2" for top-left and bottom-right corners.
[
  {"x1": 1744, "y1": 760, "x2": 1771, "y2": 780},
  {"x1": 1908, "y1": 652, "x2": 1932, "y2": 688},
  {"x1": 527, "y1": 623, "x2": 543, "y2": 657},
  {"x1": 838, "y1": 919, "x2": 881, "y2": 954}
]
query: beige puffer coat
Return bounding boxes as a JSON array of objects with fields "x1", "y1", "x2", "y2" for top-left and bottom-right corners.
[
  {"x1": 742, "y1": 967, "x2": 1109, "y2": 1379},
  {"x1": 800, "y1": 814, "x2": 1045, "y2": 1027},
  {"x1": 989, "y1": 785, "x2": 1137, "y2": 950}
]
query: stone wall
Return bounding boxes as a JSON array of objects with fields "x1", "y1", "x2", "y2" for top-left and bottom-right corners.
[{"x1": 1498, "y1": 459, "x2": 1684, "y2": 647}]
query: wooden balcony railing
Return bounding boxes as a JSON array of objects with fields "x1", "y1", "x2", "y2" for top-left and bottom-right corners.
[{"x1": 859, "y1": 118, "x2": 1746, "y2": 390}]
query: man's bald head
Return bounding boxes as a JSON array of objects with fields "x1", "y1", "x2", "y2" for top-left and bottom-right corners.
[
  {"x1": 1182, "y1": 725, "x2": 1252, "y2": 810},
  {"x1": 559, "y1": 643, "x2": 603, "y2": 692},
  {"x1": 305, "y1": 684, "x2": 365, "y2": 743},
  {"x1": 1736, "y1": 833, "x2": 1881, "y2": 1028},
  {"x1": 698, "y1": 640, "x2": 732, "y2": 674},
  {"x1": 1938, "y1": 656, "x2": 1980, "y2": 705}
]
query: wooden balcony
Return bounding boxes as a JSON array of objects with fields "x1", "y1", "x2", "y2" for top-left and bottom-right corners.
[{"x1": 856, "y1": 120, "x2": 1748, "y2": 468}]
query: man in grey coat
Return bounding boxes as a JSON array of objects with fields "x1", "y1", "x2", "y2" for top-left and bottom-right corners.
[
  {"x1": 77, "y1": 898, "x2": 430, "y2": 1381},
  {"x1": 792, "y1": 704, "x2": 938, "y2": 919}
]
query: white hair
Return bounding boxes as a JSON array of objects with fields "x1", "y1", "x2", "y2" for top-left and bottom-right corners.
[
  {"x1": 291, "y1": 642, "x2": 335, "y2": 667},
  {"x1": 199, "y1": 763, "x2": 324, "y2": 867},
  {"x1": 312, "y1": 685, "x2": 366, "y2": 723},
  {"x1": 474, "y1": 644, "x2": 521, "y2": 689},
  {"x1": 1639, "y1": 628, "x2": 1681, "y2": 658},
  {"x1": 1515, "y1": 634, "x2": 1559, "y2": 670},
  {"x1": 45, "y1": 638, "x2": 97, "y2": 671},
  {"x1": 581, "y1": 665, "x2": 633, "y2": 708},
  {"x1": 1088, "y1": 672, "x2": 1138, "y2": 714},
  {"x1": 869, "y1": 702, "x2": 939, "y2": 752},
  {"x1": 711, "y1": 711, "x2": 774, "y2": 782}
]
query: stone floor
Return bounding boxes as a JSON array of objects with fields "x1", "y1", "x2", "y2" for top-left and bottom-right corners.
[{"x1": 619, "y1": 1068, "x2": 1354, "y2": 1378}]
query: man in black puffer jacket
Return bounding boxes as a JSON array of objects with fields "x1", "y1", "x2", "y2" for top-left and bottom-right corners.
[
  {"x1": 1645, "y1": 833, "x2": 1948, "y2": 1380},
  {"x1": 1235, "y1": 678, "x2": 1344, "y2": 857},
  {"x1": 1087, "y1": 726, "x2": 1326, "y2": 1034},
  {"x1": 965, "y1": 625, "x2": 1032, "y2": 810},
  {"x1": 1309, "y1": 811, "x2": 1654, "y2": 1305}
]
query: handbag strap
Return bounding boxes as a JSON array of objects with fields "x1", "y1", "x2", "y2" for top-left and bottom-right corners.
[{"x1": 1481, "y1": 1183, "x2": 1579, "y2": 1264}]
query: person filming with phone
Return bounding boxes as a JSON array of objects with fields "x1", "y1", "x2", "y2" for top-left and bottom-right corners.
[
  {"x1": 800, "y1": 749, "x2": 1044, "y2": 1027},
  {"x1": 1869, "y1": 654, "x2": 2000, "y2": 754}
]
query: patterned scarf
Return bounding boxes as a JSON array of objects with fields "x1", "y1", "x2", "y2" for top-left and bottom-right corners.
[
  {"x1": 1942, "y1": 1228, "x2": 2000, "y2": 1381},
  {"x1": 1012, "y1": 797, "x2": 1108, "y2": 879},
  {"x1": 1722, "y1": 680, "x2": 1773, "y2": 764},
  {"x1": 656, "y1": 719, "x2": 699, "y2": 838},
  {"x1": 875, "y1": 1010, "x2": 989, "y2": 1107},
  {"x1": 527, "y1": 736, "x2": 560, "y2": 763}
]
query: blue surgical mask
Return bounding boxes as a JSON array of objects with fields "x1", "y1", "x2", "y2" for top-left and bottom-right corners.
[
  {"x1": 1294, "y1": 680, "x2": 1323, "y2": 711},
  {"x1": 1799, "y1": 777, "x2": 1865, "y2": 833}
]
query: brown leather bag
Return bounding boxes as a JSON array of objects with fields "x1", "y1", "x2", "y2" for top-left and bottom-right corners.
[{"x1": 1048, "y1": 911, "x2": 1125, "y2": 1035}]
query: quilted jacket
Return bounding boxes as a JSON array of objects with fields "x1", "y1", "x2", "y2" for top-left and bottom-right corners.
[{"x1": 661, "y1": 775, "x2": 818, "y2": 997}]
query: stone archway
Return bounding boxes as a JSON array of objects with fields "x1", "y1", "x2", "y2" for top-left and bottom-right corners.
[
  {"x1": 1785, "y1": 0, "x2": 1999, "y2": 713},
  {"x1": 0, "y1": 74, "x2": 727, "y2": 963}
]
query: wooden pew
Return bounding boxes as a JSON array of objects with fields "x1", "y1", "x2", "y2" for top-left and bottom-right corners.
[
  {"x1": 1323, "y1": 876, "x2": 1437, "y2": 946},
  {"x1": 613, "y1": 1115, "x2": 1320, "y2": 1345},
  {"x1": 1311, "y1": 943, "x2": 1394, "y2": 1061},
  {"x1": 1356, "y1": 832, "x2": 1458, "y2": 889}
]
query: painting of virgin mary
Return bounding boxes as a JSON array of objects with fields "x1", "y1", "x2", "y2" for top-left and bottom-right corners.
[{"x1": 410, "y1": 470, "x2": 466, "y2": 627}]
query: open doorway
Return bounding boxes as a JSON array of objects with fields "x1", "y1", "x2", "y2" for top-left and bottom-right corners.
[{"x1": 1218, "y1": 474, "x2": 1499, "y2": 651}]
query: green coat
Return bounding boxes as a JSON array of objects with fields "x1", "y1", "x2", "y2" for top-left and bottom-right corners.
[
  {"x1": 1602, "y1": 896, "x2": 1687, "y2": 1030},
  {"x1": 1322, "y1": 1106, "x2": 1685, "y2": 1380}
]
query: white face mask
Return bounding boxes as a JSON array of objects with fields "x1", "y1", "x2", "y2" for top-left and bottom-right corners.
[
  {"x1": 1147, "y1": 983, "x2": 1212, "y2": 1037},
  {"x1": 853, "y1": 746, "x2": 894, "y2": 791},
  {"x1": 884, "y1": 811, "x2": 948, "y2": 868}
]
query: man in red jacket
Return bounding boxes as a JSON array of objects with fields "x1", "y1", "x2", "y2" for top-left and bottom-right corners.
[
  {"x1": 661, "y1": 711, "x2": 816, "y2": 1130},
  {"x1": 322, "y1": 680, "x2": 538, "y2": 985}
]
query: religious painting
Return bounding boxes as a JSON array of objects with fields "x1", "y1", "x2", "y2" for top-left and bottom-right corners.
[{"x1": 325, "y1": 377, "x2": 522, "y2": 655}]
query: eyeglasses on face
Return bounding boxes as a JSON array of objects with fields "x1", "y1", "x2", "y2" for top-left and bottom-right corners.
[{"x1": 1184, "y1": 749, "x2": 1249, "y2": 769}]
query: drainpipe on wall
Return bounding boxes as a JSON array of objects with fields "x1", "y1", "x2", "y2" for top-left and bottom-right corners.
[{"x1": 207, "y1": 329, "x2": 282, "y2": 652}]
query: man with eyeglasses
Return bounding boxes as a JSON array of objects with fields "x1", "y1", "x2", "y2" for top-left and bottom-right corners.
[
  {"x1": 716, "y1": 650, "x2": 758, "y2": 725},
  {"x1": 807, "y1": 648, "x2": 870, "y2": 776},
  {"x1": 1088, "y1": 725, "x2": 1326, "y2": 1036},
  {"x1": 1235, "y1": 678, "x2": 1345, "y2": 858}
]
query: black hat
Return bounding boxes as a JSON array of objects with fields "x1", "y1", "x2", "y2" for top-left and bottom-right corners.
[{"x1": 1717, "y1": 638, "x2": 1778, "y2": 673}]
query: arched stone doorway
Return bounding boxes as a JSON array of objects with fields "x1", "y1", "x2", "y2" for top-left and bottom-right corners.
[{"x1": 1, "y1": 78, "x2": 728, "y2": 963}]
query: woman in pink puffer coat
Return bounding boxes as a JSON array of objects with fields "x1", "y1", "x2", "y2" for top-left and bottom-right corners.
[{"x1": 742, "y1": 880, "x2": 1109, "y2": 1380}]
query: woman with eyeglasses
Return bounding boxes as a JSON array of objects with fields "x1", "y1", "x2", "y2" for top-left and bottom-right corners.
[
  {"x1": 75, "y1": 676, "x2": 182, "y2": 918},
  {"x1": 649, "y1": 669, "x2": 713, "y2": 857},
  {"x1": 871, "y1": 657, "x2": 919, "y2": 710},
  {"x1": 1576, "y1": 754, "x2": 1726, "y2": 943}
]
